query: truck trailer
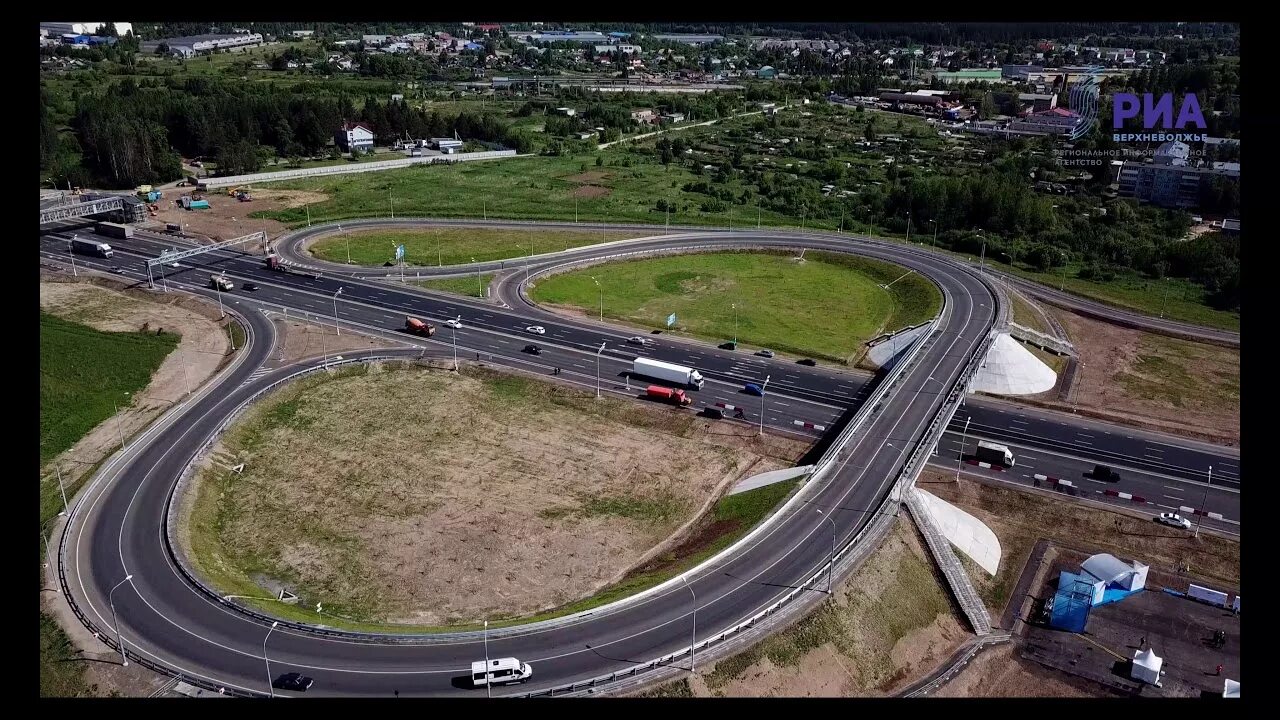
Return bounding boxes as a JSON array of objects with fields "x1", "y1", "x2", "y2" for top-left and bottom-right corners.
[
  {"x1": 70, "y1": 236, "x2": 113, "y2": 258},
  {"x1": 95, "y1": 221, "x2": 134, "y2": 239},
  {"x1": 631, "y1": 357, "x2": 705, "y2": 389},
  {"x1": 645, "y1": 385, "x2": 692, "y2": 406},
  {"x1": 975, "y1": 440, "x2": 1015, "y2": 468}
]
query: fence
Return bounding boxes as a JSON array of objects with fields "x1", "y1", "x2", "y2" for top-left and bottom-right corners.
[{"x1": 198, "y1": 150, "x2": 519, "y2": 188}]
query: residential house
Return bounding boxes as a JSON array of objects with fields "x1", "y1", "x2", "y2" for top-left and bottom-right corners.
[
  {"x1": 553, "y1": 107, "x2": 577, "y2": 117},
  {"x1": 662, "y1": 112, "x2": 685, "y2": 123},
  {"x1": 334, "y1": 122, "x2": 375, "y2": 153},
  {"x1": 631, "y1": 109, "x2": 657, "y2": 124}
]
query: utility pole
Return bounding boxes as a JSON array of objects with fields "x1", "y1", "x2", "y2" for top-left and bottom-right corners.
[
  {"x1": 1194, "y1": 465, "x2": 1211, "y2": 538},
  {"x1": 955, "y1": 416, "x2": 971, "y2": 482}
]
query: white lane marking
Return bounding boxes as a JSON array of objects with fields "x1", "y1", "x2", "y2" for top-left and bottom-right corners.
[{"x1": 1163, "y1": 495, "x2": 1183, "y2": 501}]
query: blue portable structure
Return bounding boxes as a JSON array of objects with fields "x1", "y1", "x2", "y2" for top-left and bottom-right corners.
[{"x1": 1049, "y1": 573, "x2": 1095, "y2": 632}]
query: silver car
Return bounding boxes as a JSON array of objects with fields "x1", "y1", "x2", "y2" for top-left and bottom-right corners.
[{"x1": 1154, "y1": 512, "x2": 1192, "y2": 530}]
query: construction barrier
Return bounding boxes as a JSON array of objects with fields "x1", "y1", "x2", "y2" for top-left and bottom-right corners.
[
  {"x1": 715, "y1": 402, "x2": 738, "y2": 411},
  {"x1": 792, "y1": 420, "x2": 826, "y2": 431},
  {"x1": 967, "y1": 459, "x2": 1004, "y2": 471}
]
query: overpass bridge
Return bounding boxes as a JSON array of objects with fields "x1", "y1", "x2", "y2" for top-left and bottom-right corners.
[{"x1": 38, "y1": 196, "x2": 124, "y2": 224}]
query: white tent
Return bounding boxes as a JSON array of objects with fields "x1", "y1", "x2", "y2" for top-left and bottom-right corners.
[
  {"x1": 1223, "y1": 679, "x2": 1239, "y2": 698},
  {"x1": 1130, "y1": 648, "x2": 1163, "y2": 685}
]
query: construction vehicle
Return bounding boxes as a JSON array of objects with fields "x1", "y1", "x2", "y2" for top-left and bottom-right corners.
[
  {"x1": 264, "y1": 254, "x2": 291, "y2": 272},
  {"x1": 237, "y1": 191, "x2": 252, "y2": 202},
  {"x1": 405, "y1": 317, "x2": 437, "y2": 337},
  {"x1": 975, "y1": 440, "x2": 1015, "y2": 468},
  {"x1": 209, "y1": 274, "x2": 234, "y2": 291},
  {"x1": 135, "y1": 184, "x2": 154, "y2": 195},
  {"x1": 645, "y1": 385, "x2": 692, "y2": 406}
]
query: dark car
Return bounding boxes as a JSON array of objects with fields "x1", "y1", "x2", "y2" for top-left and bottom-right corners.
[
  {"x1": 273, "y1": 673, "x2": 314, "y2": 692},
  {"x1": 719, "y1": 341, "x2": 737, "y2": 351},
  {"x1": 523, "y1": 344, "x2": 542, "y2": 355},
  {"x1": 703, "y1": 408, "x2": 724, "y2": 420},
  {"x1": 1089, "y1": 464, "x2": 1121, "y2": 482},
  {"x1": 743, "y1": 383, "x2": 763, "y2": 396},
  {"x1": 243, "y1": 283, "x2": 259, "y2": 292},
  {"x1": 797, "y1": 358, "x2": 817, "y2": 366}
]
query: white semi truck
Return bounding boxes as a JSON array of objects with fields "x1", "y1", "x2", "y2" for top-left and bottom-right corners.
[
  {"x1": 70, "y1": 236, "x2": 113, "y2": 258},
  {"x1": 632, "y1": 357, "x2": 704, "y2": 389}
]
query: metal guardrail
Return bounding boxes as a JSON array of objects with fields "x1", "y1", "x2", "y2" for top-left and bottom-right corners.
[{"x1": 199, "y1": 151, "x2": 519, "y2": 188}]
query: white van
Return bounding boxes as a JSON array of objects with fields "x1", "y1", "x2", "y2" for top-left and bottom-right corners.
[{"x1": 471, "y1": 657, "x2": 533, "y2": 687}]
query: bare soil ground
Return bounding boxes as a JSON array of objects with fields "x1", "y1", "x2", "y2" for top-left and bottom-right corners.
[
  {"x1": 144, "y1": 187, "x2": 329, "y2": 245},
  {"x1": 264, "y1": 316, "x2": 409, "y2": 368},
  {"x1": 932, "y1": 643, "x2": 1097, "y2": 698},
  {"x1": 1040, "y1": 310, "x2": 1239, "y2": 445},
  {"x1": 182, "y1": 364, "x2": 807, "y2": 625},
  {"x1": 681, "y1": 517, "x2": 968, "y2": 697},
  {"x1": 570, "y1": 185, "x2": 612, "y2": 199},
  {"x1": 564, "y1": 171, "x2": 612, "y2": 184},
  {"x1": 40, "y1": 277, "x2": 230, "y2": 477}
]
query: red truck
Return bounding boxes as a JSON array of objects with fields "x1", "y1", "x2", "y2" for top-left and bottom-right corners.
[
  {"x1": 405, "y1": 317, "x2": 436, "y2": 336},
  {"x1": 264, "y1": 254, "x2": 289, "y2": 272},
  {"x1": 646, "y1": 385, "x2": 691, "y2": 406}
]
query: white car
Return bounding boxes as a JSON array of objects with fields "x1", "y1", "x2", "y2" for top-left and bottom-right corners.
[
  {"x1": 626, "y1": 336, "x2": 647, "y2": 346},
  {"x1": 526, "y1": 326, "x2": 545, "y2": 335},
  {"x1": 444, "y1": 318, "x2": 463, "y2": 329},
  {"x1": 1154, "y1": 512, "x2": 1192, "y2": 530}
]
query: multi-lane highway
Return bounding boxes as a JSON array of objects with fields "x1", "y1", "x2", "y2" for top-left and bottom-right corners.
[{"x1": 42, "y1": 219, "x2": 1238, "y2": 697}]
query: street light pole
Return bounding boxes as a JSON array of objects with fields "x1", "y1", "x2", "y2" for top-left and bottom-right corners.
[
  {"x1": 264, "y1": 621, "x2": 279, "y2": 699},
  {"x1": 332, "y1": 287, "x2": 344, "y2": 336},
  {"x1": 345, "y1": 235, "x2": 351, "y2": 265},
  {"x1": 932, "y1": 219, "x2": 938, "y2": 248},
  {"x1": 484, "y1": 620, "x2": 491, "y2": 698},
  {"x1": 905, "y1": 211, "x2": 911, "y2": 243},
  {"x1": 1194, "y1": 465, "x2": 1211, "y2": 538},
  {"x1": 955, "y1": 416, "x2": 971, "y2": 482},
  {"x1": 68, "y1": 241, "x2": 77, "y2": 276},
  {"x1": 680, "y1": 575, "x2": 696, "y2": 674},
  {"x1": 1159, "y1": 277, "x2": 1170, "y2": 318},
  {"x1": 109, "y1": 574, "x2": 134, "y2": 667},
  {"x1": 758, "y1": 375, "x2": 770, "y2": 436},
  {"x1": 472, "y1": 257, "x2": 482, "y2": 298},
  {"x1": 452, "y1": 326, "x2": 459, "y2": 371},
  {"x1": 596, "y1": 342, "x2": 606, "y2": 398},
  {"x1": 113, "y1": 393, "x2": 129, "y2": 452},
  {"x1": 591, "y1": 276, "x2": 602, "y2": 321},
  {"x1": 56, "y1": 465, "x2": 69, "y2": 516},
  {"x1": 732, "y1": 303, "x2": 738, "y2": 346},
  {"x1": 1059, "y1": 251, "x2": 1067, "y2": 291},
  {"x1": 816, "y1": 510, "x2": 836, "y2": 594}
]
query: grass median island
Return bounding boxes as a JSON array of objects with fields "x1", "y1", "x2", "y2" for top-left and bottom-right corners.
[
  {"x1": 530, "y1": 250, "x2": 941, "y2": 363},
  {"x1": 412, "y1": 273, "x2": 496, "y2": 298},
  {"x1": 179, "y1": 361, "x2": 809, "y2": 631},
  {"x1": 309, "y1": 227, "x2": 640, "y2": 267}
]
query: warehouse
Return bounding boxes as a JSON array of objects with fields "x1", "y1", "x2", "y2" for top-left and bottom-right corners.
[{"x1": 140, "y1": 32, "x2": 264, "y2": 58}]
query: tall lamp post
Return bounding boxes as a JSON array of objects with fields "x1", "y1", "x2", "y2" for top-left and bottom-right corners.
[
  {"x1": 930, "y1": 219, "x2": 938, "y2": 248},
  {"x1": 905, "y1": 211, "x2": 912, "y2": 243},
  {"x1": 955, "y1": 415, "x2": 971, "y2": 482},
  {"x1": 471, "y1": 257, "x2": 482, "y2": 298},
  {"x1": 483, "y1": 619, "x2": 491, "y2": 699},
  {"x1": 1159, "y1": 277, "x2": 1170, "y2": 318},
  {"x1": 680, "y1": 575, "x2": 696, "y2": 674},
  {"x1": 113, "y1": 392, "x2": 130, "y2": 452},
  {"x1": 731, "y1": 303, "x2": 738, "y2": 346},
  {"x1": 758, "y1": 375, "x2": 771, "y2": 436},
  {"x1": 109, "y1": 574, "x2": 134, "y2": 667},
  {"x1": 591, "y1": 276, "x2": 602, "y2": 321},
  {"x1": 263, "y1": 621, "x2": 279, "y2": 698},
  {"x1": 331, "y1": 287, "x2": 344, "y2": 336},
  {"x1": 595, "y1": 342, "x2": 606, "y2": 398},
  {"x1": 816, "y1": 510, "x2": 837, "y2": 594},
  {"x1": 1194, "y1": 465, "x2": 1212, "y2": 538}
]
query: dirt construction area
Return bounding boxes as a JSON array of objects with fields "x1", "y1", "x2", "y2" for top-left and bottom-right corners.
[
  {"x1": 146, "y1": 187, "x2": 329, "y2": 244},
  {"x1": 180, "y1": 363, "x2": 807, "y2": 626}
]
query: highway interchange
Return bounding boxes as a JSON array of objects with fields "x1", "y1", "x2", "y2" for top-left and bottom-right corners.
[{"x1": 40, "y1": 217, "x2": 1239, "y2": 697}]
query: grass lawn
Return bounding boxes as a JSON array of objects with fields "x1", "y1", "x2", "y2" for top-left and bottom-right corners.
[
  {"x1": 253, "y1": 153, "x2": 802, "y2": 229},
  {"x1": 40, "y1": 312, "x2": 179, "y2": 467},
  {"x1": 310, "y1": 227, "x2": 637, "y2": 267},
  {"x1": 530, "y1": 250, "x2": 941, "y2": 362},
  {"x1": 412, "y1": 273, "x2": 495, "y2": 298}
]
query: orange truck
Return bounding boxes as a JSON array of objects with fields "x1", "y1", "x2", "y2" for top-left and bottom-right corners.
[
  {"x1": 405, "y1": 317, "x2": 436, "y2": 336},
  {"x1": 646, "y1": 385, "x2": 692, "y2": 406}
]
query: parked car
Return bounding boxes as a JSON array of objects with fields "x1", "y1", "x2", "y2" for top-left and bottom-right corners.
[
  {"x1": 755, "y1": 349, "x2": 775, "y2": 358},
  {"x1": 1088, "y1": 464, "x2": 1121, "y2": 482},
  {"x1": 523, "y1": 344, "x2": 542, "y2": 355},
  {"x1": 526, "y1": 326, "x2": 545, "y2": 335},
  {"x1": 273, "y1": 673, "x2": 314, "y2": 692},
  {"x1": 626, "y1": 336, "x2": 647, "y2": 346},
  {"x1": 703, "y1": 408, "x2": 724, "y2": 420},
  {"x1": 243, "y1": 283, "x2": 259, "y2": 292},
  {"x1": 1154, "y1": 512, "x2": 1192, "y2": 530},
  {"x1": 444, "y1": 318, "x2": 463, "y2": 329},
  {"x1": 797, "y1": 358, "x2": 817, "y2": 366},
  {"x1": 743, "y1": 383, "x2": 763, "y2": 396},
  {"x1": 719, "y1": 341, "x2": 737, "y2": 350}
]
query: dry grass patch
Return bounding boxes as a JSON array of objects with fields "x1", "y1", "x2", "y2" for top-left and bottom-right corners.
[{"x1": 182, "y1": 363, "x2": 804, "y2": 627}]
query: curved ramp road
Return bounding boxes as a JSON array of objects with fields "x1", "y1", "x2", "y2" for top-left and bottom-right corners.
[{"x1": 46, "y1": 221, "x2": 1236, "y2": 697}]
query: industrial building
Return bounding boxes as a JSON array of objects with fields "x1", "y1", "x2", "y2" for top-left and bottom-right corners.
[
  {"x1": 139, "y1": 32, "x2": 264, "y2": 58},
  {"x1": 1117, "y1": 141, "x2": 1241, "y2": 209},
  {"x1": 334, "y1": 122, "x2": 375, "y2": 153},
  {"x1": 40, "y1": 22, "x2": 133, "y2": 37}
]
